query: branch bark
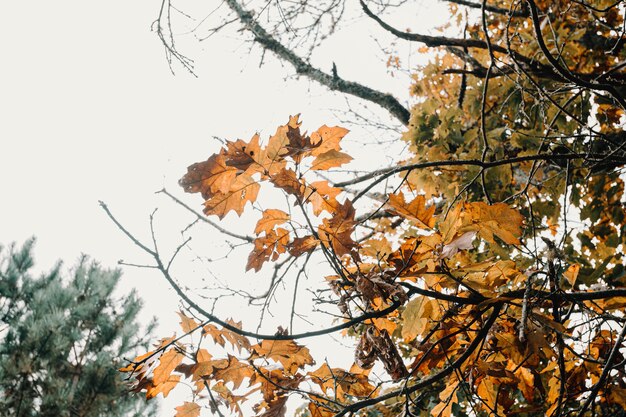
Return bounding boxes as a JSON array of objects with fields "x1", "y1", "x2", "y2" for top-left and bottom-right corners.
[{"x1": 223, "y1": 0, "x2": 411, "y2": 125}]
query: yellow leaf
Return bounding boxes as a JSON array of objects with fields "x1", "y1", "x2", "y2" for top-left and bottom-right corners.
[{"x1": 402, "y1": 296, "x2": 436, "y2": 342}]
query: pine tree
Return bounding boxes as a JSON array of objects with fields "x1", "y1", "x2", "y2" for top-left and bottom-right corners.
[{"x1": 0, "y1": 238, "x2": 158, "y2": 417}]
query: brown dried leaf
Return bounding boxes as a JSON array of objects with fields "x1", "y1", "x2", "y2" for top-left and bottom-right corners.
[
  {"x1": 247, "y1": 228, "x2": 290, "y2": 272},
  {"x1": 179, "y1": 154, "x2": 238, "y2": 197},
  {"x1": 254, "y1": 209, "x2": 290, "y2": 235}
]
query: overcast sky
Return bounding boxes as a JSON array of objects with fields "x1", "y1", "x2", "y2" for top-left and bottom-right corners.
[{"x1": 0, "y1": 1, "x2": 447, "y2": 414}]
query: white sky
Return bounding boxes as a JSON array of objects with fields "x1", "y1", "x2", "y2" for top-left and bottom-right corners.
[{"x1": 0, "y1": 1, "x2": 447, "y2": 415}]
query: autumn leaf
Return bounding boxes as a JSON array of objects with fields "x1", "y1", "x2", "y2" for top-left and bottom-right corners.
[
  {"x1": 317, "y1": 199, "x2": 357, "y2": 257},
  {"x1": 288, "y1": 235, "x2": 319, "y2": 257},
  {"x1": 201, "y1": 321, "x2": 251, "y2": 353},
  {"x1": 177, "y1": 310, "x2": 199, "y2": 333},
  {"x1": 203, "y1": 174, "x2": 260, "y2": 219},
  {"x1": 174, "y1": 402, "x2": 201, "y2": 417},
  {"x1": 266, "y1": 115, "x2": 301, "y2": 161},
  {"x1": 254, "y1": 209, "x2": 290, "y2": 235},
  {"x1": 465, "y1": 202, "x2": 524, "y2": 245},
  {"x1": 223, "y1": 134, "x2": 286, "y2": 177},
  {"x1": 309, "y1": 125, "x2": 349, "y2": 156},
  {"x1": 146, "y1": 375, "x2": 181, "y2": 399},
  {"x1": 310, "y1": 149, "x2": 353, "y2": 170},
  {"x1": 223, "y1": 134, "x2": 263, "y2": 173},
  {"x1": 387, "y1": 193, "x2": 436, "y2": 228},
  {"x1": 179, "y1": 154, "x2": 238, "y2": 196},
  {"x1": 439, "y1": 202, "x2": 523, "y2": 245},
  {"x1": 563, "y1": 264, "x2": 580, "y2": 286},
  {"x1": 212, "y1": 382, "x2": 246, "y2": 417},
  {"x1": 251, "y1": 340, "x2": 314, "y2": 375},
  {"x1": 284, "y1": 123, "x2": 321, "y2": 162},
  {"x1": 247, "y1": 228, "x2": 290, "y2": 271},
  {"x1": 212, "y1": 355, "x2": 255, "y2": 389},
  {"x1": 153, "y1": 349, "x2": 185, "y2": 385},
  {"x1": 308, "y1": 364, "x2": 376, "y2": 400},
  {"x1": 303, "y1": 180, "x2": 342, "y2": 216},
  {"x1": 270, "y1": 168, "x2": 305, "y2": 198},
  {"x1": 402, "y1": 296, "x2": 438, "y2": 341}
]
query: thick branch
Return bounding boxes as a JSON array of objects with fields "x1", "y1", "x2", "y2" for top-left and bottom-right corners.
[{"x1": 223, "y1": 0, "x2": 410, "y2": 125}]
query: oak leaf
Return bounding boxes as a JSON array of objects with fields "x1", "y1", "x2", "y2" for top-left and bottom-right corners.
[
  {"x1": 179, "y1": 154, "x2": 238, "y2": 197},
  {"x1": 177, "y1": 310, "x2": 199, "y2": 333},
  {"x1": 153, "y1": 349, "x2": 185, "y2": 385},
  {"x1": 288, "y1": 235, "x2": 319, "y2": 257},
  {"x1": 387, "y1": 193, "x2": 436, "y2": 228},
  {"x1": 270, "y1": 168, "x2": 305, "y2": 198},
  {"x1": 304, "y1": 180, "x2": 342, "y2": 215},
  {"x1": 251, "y1": 340, "x2": 314, "y2": 375},
  {"x1": 317, "y1": 199, "x2": 357, "y2": 257},
  {"x1": 563, "y1": 264, "x2": 580, "y2": 286},
  {"x1": 146, "y1": 375, "x2": 180, "y2": 399},
  {"x1": 212, "y1": 355, "x2": 255, "y2": 389},
  {"x1": 203, "y1": 174, "x2": 260, "y2": 219},
  {"x1": 309, "y1": 125, "x2": 349, "y2": 156},
  {"x1": 310, "y1": 150, "x2": 353, "y2": 171},
  {"x1": 247, "y1": 228, "x2": 290, "y2": 272},
  {"x1": 308, "y1": 364, "x2": 376, "y2": 400},
  {"x1": 254, "y1": 209, "x2": 290, "y2": 235},
  {"x1": 211, "y1": 382, "x2": 245, "y2": 417},
  {"x1": 174, "y1": 402, "x2": 201, "y2": 417},
  {"x1": 402, "y1": 296, "x2": 438, "y2": 342}
]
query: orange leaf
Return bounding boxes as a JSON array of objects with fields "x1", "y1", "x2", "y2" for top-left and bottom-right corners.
[
  {"x1": 310, "y1": 150, "x2": 353, "y2": 170},
  {"x1": 309, "y1": 125, "x2": 349, "y2": 156},
  {"x1": 179, "y1": 154, "x2": 238, "y2": 196},
  {"x1": 304, "y1": 180, "x2": 342, "y2": 216},
  {"x1": 146, "y1": 375, "x2": 180, "y2": 399},
  {"x1": 251, "y1": 340, "x2": 314, "y2": 375},
  {"x1": 212, "y1": 355, "x2": 255, "y2": 389},
  {"x1": 177, "y1": 310, "x2": 199, "y2": 333},
  {"x1": 563, "y1": 264, "x2": 580, "y2": 287},
  {"x1": 153, "y1": 349, "x2": 184, "y2": 385},
  {"x1": 387, "y1": 193, "x2": 435, "y2": 228},
  {"x1": 174, "y1": 402, "x2": 200, "y2": 417},
  {"x1": 254, "y1": 209, "x2": 290, "y2": 235},
  {"x1": 203, "y1": 174, "x2": 260, "y2": 219}
]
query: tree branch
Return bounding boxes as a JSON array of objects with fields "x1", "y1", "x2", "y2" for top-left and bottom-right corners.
[{"x1": 223, "y1": 0, "x2": 411, "y2": 125}]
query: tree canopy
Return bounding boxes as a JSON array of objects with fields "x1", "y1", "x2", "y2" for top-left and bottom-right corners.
[
  {"x1": 0, "y1": 239, "x2": 157, "y2": 417},
  {"x1": 110, "y1": 0, "x2": 626, "y2": 416}
]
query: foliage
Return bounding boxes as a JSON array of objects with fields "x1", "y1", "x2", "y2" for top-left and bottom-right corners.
[
  {"x1": 0, "y1": 239, "x2": 157, "y2": 417},
  {"x1": 112, "y1": 0, "x2": 626, "y2": 416}
]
